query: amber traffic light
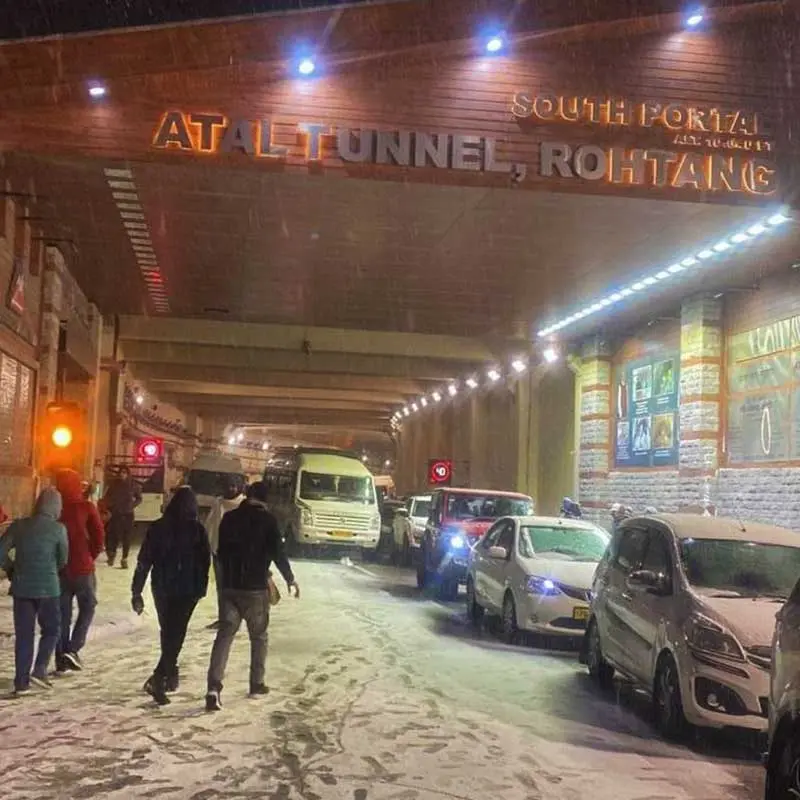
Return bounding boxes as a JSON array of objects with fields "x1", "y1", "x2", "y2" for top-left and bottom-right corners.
[{"x1": 40, "y1": 402, "x2": 85, "y2": 472}]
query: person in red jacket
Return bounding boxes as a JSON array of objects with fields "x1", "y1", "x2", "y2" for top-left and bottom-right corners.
[{"x1": 55, "y1": 469, "x2": 105, "y2": 672}]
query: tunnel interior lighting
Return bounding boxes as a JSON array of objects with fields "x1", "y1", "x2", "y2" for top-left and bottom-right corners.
[
  {"x1": 511, "y1": 359, "x2": 527, "y2": 374},
  {"x1": 466, "y1": 377, "x2": 479, "y2": 389},
  {"x1": 543, "y1": 348, "x2": 559, "y2": 364},
  {"x1": 487, "y1": 369, "x2": 501, "y2": 382},
  {"x1": 486, "y1": 35, "x2": 504, "y2": 53},
  {"x1": 686, "y1": 11, "x2": 704, "y2": 27},
  {"x1": 227, "y1": 436, "x2": 236, "y2": 446},
  {"x1": 448, "y1": 384, "x2": 458, "y2": 397},
  {"x1": 411, "y1": 403, "x2": 419, "y2": 413},
  {"x1": 362, "y1": 454, "x2": 368, "y2": 462},
  {"x1": 420, "y1": 397, "x2": 428, "y2": 407},
  {"x1": 236, "y1": 432, "x2": 244, "y2": 442},
  {"x1": 536, "y1": 209, "x2": 791, "y2": 338},
  {"x1": 432, "y1": 392, "x2": 442, "y2": 403},
  {"x1": 298, "y1": 58, "x2": 316, "y2": 76},
  {"x1": 262, "y1": 442, "x2": 270, "y2": 451},
  {"x1": 135, "y1": 393, "x2": 144, "y2": 405},
  {"x1": 403, "y1": 407, "x2": 410, "y2": 417},
  {"x1": 384, "y1": 459, "x2": 392, "y2": 468},
  {"x1": 52, "y1": 425, "x2": 73, "y2": 448},
  {"x1": 89, "y1": 85, "x2": 107, "y2": 98}
]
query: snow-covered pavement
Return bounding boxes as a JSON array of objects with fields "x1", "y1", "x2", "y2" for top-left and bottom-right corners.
[{"x1": 0, "y1": 558, "x2": 761, "y2": 799}]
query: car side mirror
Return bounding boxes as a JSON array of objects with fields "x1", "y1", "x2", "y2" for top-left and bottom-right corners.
[
  {"x1": 629, "y1": 569, "x2": 670, "y2": 595},
  {"x1": 488, "y1": 546, "x2": 508, "y2": 560}
]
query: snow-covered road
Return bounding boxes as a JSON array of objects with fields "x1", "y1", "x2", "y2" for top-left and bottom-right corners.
[{"x1": 0, "y1": 558, "x2": 762, "y2": 799}]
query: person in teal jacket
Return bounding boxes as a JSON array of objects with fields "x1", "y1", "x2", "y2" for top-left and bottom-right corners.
[{"x1": 0, "y1": 488, "x2": 68, "y2": 693}]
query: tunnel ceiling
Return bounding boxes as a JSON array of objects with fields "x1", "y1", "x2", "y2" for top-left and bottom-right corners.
[{"x1": 1, "y1": 0, "x2": 797, "y2": 440}]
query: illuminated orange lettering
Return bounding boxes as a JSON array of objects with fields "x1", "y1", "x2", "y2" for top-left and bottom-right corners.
[
  {"x1": 709, "y1": 154, "x2": 743, "y2": 191},
  {"x1": 672, "y1": 153, "x2": 710, "y2": 190},
  {"x1": 153, "y1": 111, "x2": 193, "y2": 150}
]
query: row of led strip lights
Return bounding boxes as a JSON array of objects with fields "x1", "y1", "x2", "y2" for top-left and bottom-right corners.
[
  {"x1": 104, "y1": 168, "x2": 170, "y2": 313},
  {"x1": 391, "y1": 208, "x2": 791, "y2": 425}
]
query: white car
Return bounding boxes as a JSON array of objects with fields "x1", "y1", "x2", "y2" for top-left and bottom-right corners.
[
  {"x1": 765, "y1": 574, "x2": 800, "y2": 799},
  {"x1": 466, "y1": 515, "x2": 610, "y2": 640},
  {"x1": 392, "y1": 494, "x2": 432, "y2": 565},
  {"x1": 586, "y1": 513, "x2": 800, "y2": 740}
]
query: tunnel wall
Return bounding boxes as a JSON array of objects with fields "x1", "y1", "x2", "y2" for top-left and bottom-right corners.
[{"x1": 577, "y1": 272, "x2": 800, "y2": 531}]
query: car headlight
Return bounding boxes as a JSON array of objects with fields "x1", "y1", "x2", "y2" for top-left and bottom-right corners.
[
  {"x1": 300, "y1": 507, "x2": 313, "y2": 526},
  {"x1": 526, "y1": 576, "x2": 560, "y2": 595},
  {"x1": 371, "y1": 512, "x2": 381, "y2": 529},
  {"x1": 685, "y1": 615, "x2": 745, "y2": 662},
  {"x1": 449, "y1": 535, "x2": 465, "y2": 550}
]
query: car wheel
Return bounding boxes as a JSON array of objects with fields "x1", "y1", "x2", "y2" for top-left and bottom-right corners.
[
  {"x1": 502, "y1": 592, "x2": 518, "y2": 644},
  {"x1": 586, "y1": 619, "x2": 614, "y2": 689},
  {"x1": 466, "y1": 578, "x2": 484, "y2": 626},
  {"x1": 653, "y1": 653, "x2": 687, "y2": 741},
  {"x1": 766, "y1": 722, "x2": 800, "y2": 800},
  {"x1": 416, "y1": 548, "x2": 428, "y2": 589}
]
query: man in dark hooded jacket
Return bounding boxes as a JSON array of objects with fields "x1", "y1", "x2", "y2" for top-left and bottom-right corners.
[
  {"x1": 205, "y1": 481, "x2": 299, "y2": 711},
  {"x1": 103, "y1": 466, "x2": 141, "y2": 569},
  {"x1": 55, "y1": 469, "x2": 105, "y2": 672}
]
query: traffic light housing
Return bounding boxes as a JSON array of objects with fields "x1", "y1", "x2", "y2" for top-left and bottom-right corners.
[{"x1": 40, "y1": 402, "x2": 85, "y2": 473}]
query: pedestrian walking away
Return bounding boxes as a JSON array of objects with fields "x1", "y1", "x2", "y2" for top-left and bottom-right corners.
[
  {"x1": 204, "y1": 475, "x2": 246, "y2": 630},
  {"x1": 206, "y1": 480, "x2": 300, "y2": 712},
  {"x1": 54, "y1": 469, "x2": 105, "y2": 673},
  {"x1": 131, "y1": 486, "x2": 211, "y2": 705},
  {"x1": 0, "y1": 488, "x2": 68, "y2": 694},
  {"x1": 103, "y1": 466, "x2": 142, "y2": 569}
]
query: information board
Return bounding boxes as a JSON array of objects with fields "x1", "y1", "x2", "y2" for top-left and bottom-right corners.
[{"x1": 614, "y1": 354, "x2": 679, "y2": 467}]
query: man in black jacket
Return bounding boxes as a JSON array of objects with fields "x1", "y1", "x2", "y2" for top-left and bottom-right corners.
[{"x1": 205, "y1": 481, "x2": 299, "y2": 711}]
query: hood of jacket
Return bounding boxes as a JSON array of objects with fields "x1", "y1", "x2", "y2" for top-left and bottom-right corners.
[
  {"x1": 35, "y1": 487, "x2": 63, "y2": 520},
  {"x1": 56, "y1": 469, "x2": 84, "y2": 503}
]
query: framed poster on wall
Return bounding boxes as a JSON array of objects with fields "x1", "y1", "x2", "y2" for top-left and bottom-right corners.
[{"x1": 614, "y1": 353, "x2": 679, "y2": 467}]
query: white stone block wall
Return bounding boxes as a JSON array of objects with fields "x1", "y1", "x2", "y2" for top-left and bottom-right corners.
[{"x1": 716, "y1": 468, "x2": 800, "y2": 530}]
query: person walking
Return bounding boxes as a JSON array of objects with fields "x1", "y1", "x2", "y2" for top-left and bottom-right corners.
[
  {"x1": 103, "y1": 466, "x2": 142, "y2": 569},
  {"x1": 204, "y1": 475, "x2": 246, "y2": 630},
  {"x1": 205, "y1": 481, "x2": 299, "y2": 712},
  {"x1": 54, "y1": 469, "x2": 105, "y2": 673},
  {"x1": 0, "y1": 488, "x2": 68, "y2": 694},
  {"x1": 131, "y1": 487, "x2": 211, "y2": 705}
]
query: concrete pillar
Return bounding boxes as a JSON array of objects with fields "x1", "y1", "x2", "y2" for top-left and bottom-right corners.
[
  {"x1": 85, "y1": 303, "x2": 104, "y2": 478},
  {"x1": 38, "y1": 247, "x2": 64, "y2": 409},
  {"x1": 515, "y1": 373, "x2": 538, "y2": 499},
  {"x1": 679, "y1": 294, "x2": 723, "y2": 511},
  {"x1": 576, "y1": 336, "x2": 613, "y2": 512}
]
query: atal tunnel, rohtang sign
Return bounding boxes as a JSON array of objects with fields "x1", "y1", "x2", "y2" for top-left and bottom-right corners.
[{"x1": 151, "y1": 91, "x2": 778, "y2": 197}]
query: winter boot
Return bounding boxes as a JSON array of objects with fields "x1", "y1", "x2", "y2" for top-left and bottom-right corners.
[
  {"x1": 144, "y1": 675, "x2": 170, "y2": 706},
  {"x1": 166, "y1": 667, "x2": 179, "y2": 693},
  {"x1": 205, "y1": 689, "x2": 222, "y2": 712}
]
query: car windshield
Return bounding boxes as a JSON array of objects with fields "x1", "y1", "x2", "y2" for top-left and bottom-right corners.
[
  {"x1": 412, "y1": 499, "x2": 431, "y2": 518},
  {"x1": 520, "y1": 525, "x2": 610, "y2": 562},
  {"x1": 446, "y1": 493, "x2": 532, "y2": 520},
  {"x1": 680, "y1": 538, "x2": 800, "y2": 599},
  {"x1": 186, "y1": 469, "x2": 241, "y2": 498},
  {"x1": 299, "y1": 471, "x2": 375, "y2": 505}
]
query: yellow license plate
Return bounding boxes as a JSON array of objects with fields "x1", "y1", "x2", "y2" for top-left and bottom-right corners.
[
  {"x1": 572, "y1": 606, "x2": 590, "y2": 622},
  {"x1": 329, "y1": 530, "x2": 354, "y2": 538}
]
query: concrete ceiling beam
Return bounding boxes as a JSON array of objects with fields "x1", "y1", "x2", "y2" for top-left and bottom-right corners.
[
  {"x1": 120, "y1": 340, "x2": 475, "y2": 381},
  {"x1": 118, "y1": 316, "x2": 504, "y2": 362},
  {"x1": 134, "y1": 364, "x2": 428, "y2": 394},
  {"x1": 167, "y1": 394, "x2": 393, "y2": 412},
  {"x1": 148, "y1": 380, "x2": 407, "y2": 405}
]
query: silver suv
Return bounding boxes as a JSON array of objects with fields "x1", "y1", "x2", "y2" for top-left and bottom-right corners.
[
  {"x1": 585, "y1": 513, "x2": 800, "y2": 740},
  {"x1": 765, "y1": 577, "x2": 800, "y2": 799}
]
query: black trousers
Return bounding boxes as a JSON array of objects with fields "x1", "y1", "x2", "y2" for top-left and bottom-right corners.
[
  {"x1": 153, "y1": 595, "x2": 198, "y2": 680},
  {"x1": 106, "y1": 513, "x2": 135, "y2": 560}
]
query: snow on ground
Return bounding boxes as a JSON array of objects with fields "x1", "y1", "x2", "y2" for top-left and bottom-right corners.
[{"x1": 0, "y1": 558, "x2": 760, "y2": 799}]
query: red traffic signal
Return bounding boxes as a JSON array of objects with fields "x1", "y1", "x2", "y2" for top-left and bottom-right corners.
[
  {"x1": 137, "y1": 438, "x2": 163, "y2": 463},
  {"x1": 428, "y1": 459, "x2": 453, "y2": 486}
]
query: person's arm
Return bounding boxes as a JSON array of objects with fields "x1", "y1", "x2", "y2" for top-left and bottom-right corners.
[
  {"x1": 56, "y1": 525, "x2": 69, "y2": 570},
  {"x1": 131, "y1": 525, "x2": 155, "y2": 598},
  {"x1": 266, "y1": 515, "x2": 297, "y2": 592},
  {"x1": 86, "y1": 504, "x2": 105, "y2": 560},
  {"x1": 197, "y1": 524, "x2": 212, "y2": 596},
  {"x1": 132, "y1": 482, "x2": 142, "y2": 509},
  {"x1": 0, "y1": 524, "x2": 15, "y2": 572}
]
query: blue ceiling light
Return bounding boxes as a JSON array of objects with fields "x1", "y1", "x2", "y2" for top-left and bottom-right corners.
[
  {"x1": 686, "y1": 10, "x2": 704, "y2": 27},
  {"x1": 486, "y1": 35, "x2": 504, "y2": 53},
  {"x1": 298, "y1": 58, "x2": 316, "y2": 76}
]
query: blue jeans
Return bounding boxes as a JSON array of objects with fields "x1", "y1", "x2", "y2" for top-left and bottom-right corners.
[
  {"x1": 57, "y1": 574, "x2": 98, "y2": 658},
  {"x1": 13, "y1": 596, "x2": 61, "y2": 690}
]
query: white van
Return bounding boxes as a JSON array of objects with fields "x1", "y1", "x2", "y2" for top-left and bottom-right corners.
[
  {"x1": 264, "y1": 448, "x2": 380, "y2": 555},
  {"x1": 185, "y1": 450, "x2": 246, "y2": 517}
]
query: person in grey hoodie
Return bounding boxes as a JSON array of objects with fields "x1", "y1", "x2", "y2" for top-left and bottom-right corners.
[{"x1": 0, "y1": 488, "x2": 68, "y2": 693}]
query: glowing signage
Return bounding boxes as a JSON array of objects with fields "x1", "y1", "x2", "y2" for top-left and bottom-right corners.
[
  {"x1": 512, "y1": 92, "x2": 778, "y2": 196},
  {"x1": 428, "y1": 459, "x2": 453, "y2": 486},
  {"x1": 152, "y1": 111, "x2": 515, "y2": 175}
]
